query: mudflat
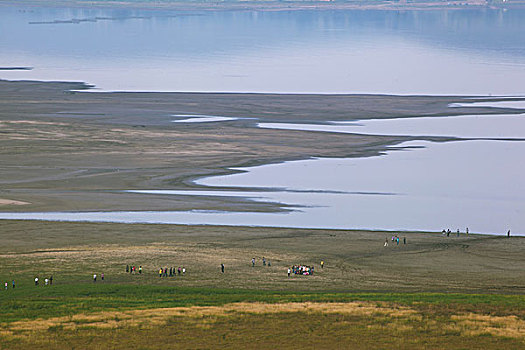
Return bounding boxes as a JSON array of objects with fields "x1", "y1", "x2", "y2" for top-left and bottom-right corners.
[{"x1": 0, "y1": 79, "x2": 518, "y2": 213}]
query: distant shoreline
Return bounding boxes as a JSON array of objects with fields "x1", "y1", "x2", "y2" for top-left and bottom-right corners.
[{"x1": 1, "y1": 0, "x2": 523, "y2": 12}]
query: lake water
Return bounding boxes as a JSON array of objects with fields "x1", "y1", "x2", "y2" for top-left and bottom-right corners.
[
  {"x1": 1, "y1": 6, "x2": 525, "y2": 94},
  {"x1": 258, "y1": 113, "x2": 525, "y2": 139}
]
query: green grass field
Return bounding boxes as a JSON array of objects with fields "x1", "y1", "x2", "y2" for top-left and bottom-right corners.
[{"x1": 1, "y1": 221, "x2": 524, "y2": 349}]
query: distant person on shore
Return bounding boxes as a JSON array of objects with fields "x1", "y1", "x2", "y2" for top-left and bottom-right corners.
[
  {"x1": 447, "y1": 229, "x2": 451, "y2": 237},
  {"x1": 466, "y1": 227, "x2": 469, "y2": 236},
  {"x1": 93, "y1": 274, "x2": 97, "y2": 283},
  {"x1": 384, "y1": 238, "x2": 388, "y2": 247},
  {"x1": 457, "y1": 229, "x2": 460, "y2": 237},
  {"x1": 508, "y1": 230, "x2": 511, "y2": 238},
  {"x1": 403, "y1": 237, "x2": 406, "y2": 244},
  {"x1": 221, "y1": 263, "x2": 225, "y2": 273}
]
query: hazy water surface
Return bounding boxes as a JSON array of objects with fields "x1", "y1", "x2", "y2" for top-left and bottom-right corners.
[{"x1": 1, "y1": 6, "x2": 525, "y2": 94}]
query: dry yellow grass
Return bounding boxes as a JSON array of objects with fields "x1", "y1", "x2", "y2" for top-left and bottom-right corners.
[{"x1": 3, "y1": 301, "x2": 524, "y2": 343}]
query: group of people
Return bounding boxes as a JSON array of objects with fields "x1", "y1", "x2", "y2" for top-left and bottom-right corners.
[
  {"x1": 126, "y1": 265, "x2": 142, "y2": 274},
  {"x1": 34, "y1": 276, "x2": 53, "y2": 286},
  {"x1": 93, "y1": 273, "x2": 104, "y2": 282},
  {"x1": 158, "y1": 266, "x2": 186, "y2": 277},
  {"x1": 384, "y1": 235, "x2": 406, "y2": 246},
  {"x1": 289, "y1": 265, "x2": 314, "y2": 276},
  {"x1": 442, "y1": 229, "x2": 464, "y2": 237},
  {"x1": 251, "y1": 257, "x2": 271, "y2": 267}
]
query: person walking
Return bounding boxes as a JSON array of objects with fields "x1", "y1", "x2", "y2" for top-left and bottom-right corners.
[
  {"x1": 159, "y1": 268, "x2": 163, "y2": 278},
  {"x1": 262, "y1": 257, "x2": 266, "y2": 266},
  {"x1": 221, "y1": 263, "x2": 225, "y2": 273},
  {"x1": 384, "y1": 238, "x2": 388, "y2": 247},
  {"x1": 287, "y1": 268, "x2": 291, "y2": 277},
  {"x1": 93, "y1": 274, "x2": 97, "y2": 283}
]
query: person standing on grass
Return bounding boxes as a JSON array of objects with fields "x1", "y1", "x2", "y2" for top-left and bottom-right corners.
[
  {"x1": 4, "y1": 282, "x2": 7, "y2": 290},
  {"x1": 50, "y1": 276, "x2": 53, "y2": 285},
  {"x1": 12, "y1": 280, "x2": 15, "y2": 289},
  {"x1": 508, "y1": 230, "x2": 511, "y2": 238},
  {"x1": 159, "y1": 268, "x2": 163, "y2": 278},
  {"x1": 182, "y1": 267, "x2": 186, "y2": 275},
  {"x1": 139, "y1": 266, "x2": 142, "y2": 274},
  {"x1": 35, "y1": 277, "x2": 39, "y2": 286},
  {"x1": 221, "y1": 263, "x2": 225, "y2": 273},
  {"x1": 93, "y1": 274, "x2": 97, "y2": 283},
  {"x1": 457, "y1": 229, "x2": 460, "y2": 237},
  {"x1": 45, "y1": 278, "x2": 48, "y2": 286},
  {"x1": 263, "y1": 257, "x2": 266, "y2": 266},
  {"x1": 101, "y1": 273, "x2": 104, "y2": 282},
  {"x1": 466, "y1": 227, "x2": 469, "y2": 236}
]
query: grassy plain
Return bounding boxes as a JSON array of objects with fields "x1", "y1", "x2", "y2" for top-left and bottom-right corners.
[{"x1": 0, "y1": 221, "x2": 524, "y2": 348}]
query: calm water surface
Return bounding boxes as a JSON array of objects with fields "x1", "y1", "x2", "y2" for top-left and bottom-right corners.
[{"x1": 1, "y1": 6, "x2": 525, "y2": 94}]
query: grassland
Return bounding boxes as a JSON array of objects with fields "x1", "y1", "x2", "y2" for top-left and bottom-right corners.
[{"x1": 0, "y1": 220, "x2": 524, "y2": 348}]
